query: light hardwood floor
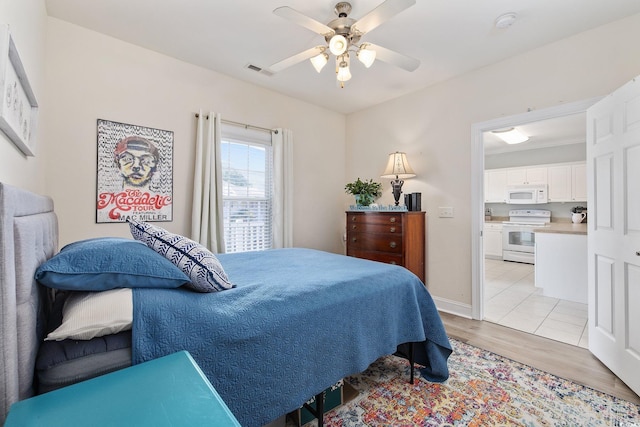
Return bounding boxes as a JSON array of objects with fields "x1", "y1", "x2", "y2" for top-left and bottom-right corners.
[{"x1": 440, "y1": 311, "x2": 640, "y2": 405}]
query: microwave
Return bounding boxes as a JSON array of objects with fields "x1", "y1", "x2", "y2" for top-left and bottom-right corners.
[{"x1": 506, "y1": 185, "x2": 548, "y2": 204}]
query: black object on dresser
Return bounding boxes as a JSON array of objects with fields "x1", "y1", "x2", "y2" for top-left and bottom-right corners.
[{"x1": 346, "y1": 211, "x2": 426, "y2": 284}]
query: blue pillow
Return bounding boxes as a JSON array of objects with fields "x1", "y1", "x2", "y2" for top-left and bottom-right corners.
[
  {"x1": 128, "y1": 219, "x2": 234, "y2": 292},
  {"x1": 35, "y1": 237, "x2": 191, "y2": 291}
]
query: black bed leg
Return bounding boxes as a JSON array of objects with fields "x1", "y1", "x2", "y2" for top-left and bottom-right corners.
[
  {"x1": 409, "y1": 342, "x2": 415, "y2": 384},
  {"x1": 316, "y1": 391, "x2": 324, "y2": 427},
  {"x1": 302, "y1": 391, "x2": 325, "y2": 427}
]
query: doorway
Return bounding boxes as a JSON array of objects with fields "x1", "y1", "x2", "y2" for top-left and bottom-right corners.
[{"x1": 470, "y1": 98, "x2": 601, "y2": 342}]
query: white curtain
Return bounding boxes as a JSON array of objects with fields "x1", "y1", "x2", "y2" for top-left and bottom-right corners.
[
  {"x1": 191, "y1": 110, "x2": 225, "y2": 253},
  {"x1": 272, "y1": 128, "x2": 294, "y2": 248}
]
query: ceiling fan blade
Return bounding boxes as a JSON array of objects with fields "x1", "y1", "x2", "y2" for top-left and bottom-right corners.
[
  {"x1": 273, "y1": 6, "x2": 335, "y2": 36},
  {"x1": 268, "y1": 46, "x2": 325, "y2": 73},
  {"x1": 367, "y1": 43, "x2": 420, "y2": 72},
  {"x1": 353, "y1": 0, "x2": 416, "y2": 34}
]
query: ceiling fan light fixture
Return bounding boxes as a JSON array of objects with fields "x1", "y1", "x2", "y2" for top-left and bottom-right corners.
[
  {"x1": 337, "y1": 61, "x2": 352, "y2": 82},
  {"x1": 357, "y1": 45, "x2": 376, "y2": 68},
  {"x1": 329, "y1": 34, "x2": 348, "y2": 55},
  {"x1": 271, "y1": 1, "x2": 420, "y2": 88},
  {"x1": 310, "y1": 52, "x2": 329, "y2": 72},
  {"x1": 492, "y1": 127, "x2": 529, "y2": 144}
]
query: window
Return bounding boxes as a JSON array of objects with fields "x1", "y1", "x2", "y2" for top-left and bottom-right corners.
[{"x1": 221, "y1": 126, "x2": 273, "y2": 253}]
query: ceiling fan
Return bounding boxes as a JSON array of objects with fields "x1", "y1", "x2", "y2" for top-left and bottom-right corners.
[{"x1": 268, "y1": 0, "x2": 420, "y2": 88}]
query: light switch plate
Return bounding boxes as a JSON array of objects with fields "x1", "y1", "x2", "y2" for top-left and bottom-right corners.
[{"x1": 439, "y1": 207, "x2": 454, "y2": 218}]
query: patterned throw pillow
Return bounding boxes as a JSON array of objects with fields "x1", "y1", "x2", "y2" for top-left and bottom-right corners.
[{"x1": 128, "y1": 219, "x2": 234, "y2": 292}]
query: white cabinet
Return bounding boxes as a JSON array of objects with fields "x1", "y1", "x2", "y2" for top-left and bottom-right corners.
[
  {"x1": 543, "y1": 162, "x2": 587, "y2": 202},
  {"x1": 506, "y1": 166, "x2": 547, "y2": 185},
  {"x1": 484, "y1": 222, "x2": 503, "y2": 259},
  {"x1": 547, "y1": 165, "x2": 572, "y2": 201},
  {"x1": 572, "y1": 163, "x2": 587, "y2": 201},
  {"x1": 484, "y1": 170, "x2": 507, "y2": 202},
  {"x1": 486, "y1": 162, "x2": 587, "y2": 203}
]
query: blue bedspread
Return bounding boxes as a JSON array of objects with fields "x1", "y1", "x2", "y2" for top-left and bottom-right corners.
[{"x1": 132, "y1": 248, "x2": 451, "y2": 427}]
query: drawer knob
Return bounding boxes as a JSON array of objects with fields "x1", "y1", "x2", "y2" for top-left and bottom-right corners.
[
  {"x1": 352, "y1": 225, "x2": 357, "y2": 230},
  {"x1": 389, "y1": 241, "x2": 397, "y2": 248},
  {"x1": 389, "y1": 261, "x2": 397, "y2": 265},
  {"x1": 351, "y1": 216, "x2": 357, "y2": 221},
  {"x1": 352, "y1": 237, "x2": 357, "y2": 243},
  {"x1": 389, "y1": 217, "x2": 397, "y2": 223},
  {"x1": 389, "y1": 226, "x2": 396, "y2": 233}
]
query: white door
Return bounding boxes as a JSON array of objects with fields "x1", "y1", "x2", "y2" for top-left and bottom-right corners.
[{"x1": 587, "y1": 76, "x2": 640, "y2": 395}]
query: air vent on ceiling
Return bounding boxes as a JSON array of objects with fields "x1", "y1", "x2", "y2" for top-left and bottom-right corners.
[{"x1": 245, "y1": 64, "x2": 274, "y2": 77}]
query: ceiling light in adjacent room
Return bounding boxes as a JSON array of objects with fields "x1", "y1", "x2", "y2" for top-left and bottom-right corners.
[{"x1": 492, "y1": 127, "x2": 529, "y2": 144}]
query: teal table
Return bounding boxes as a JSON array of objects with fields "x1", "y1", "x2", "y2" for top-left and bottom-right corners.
[{"x1": 5, "y1": 351, "x2": 241, "y2": 426}]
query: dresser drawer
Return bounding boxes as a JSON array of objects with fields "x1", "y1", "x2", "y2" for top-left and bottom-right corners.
[
  {"x1": 347, "y1": 249, "x2": 403, "y2": 266},
  {"x1": 347, "y1": 232, "x2": 403, "y2": 253},
  {"x1": 347, "y1": 221, "x2": 402, "y2": 234},
  {"x1": 347, "y1": 213, "x2": 403, "y2": 227}
]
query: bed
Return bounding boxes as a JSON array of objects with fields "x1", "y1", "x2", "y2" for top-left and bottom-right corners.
[{"x1": 0, "y1": 182, "x2": 452, "y2": 426}]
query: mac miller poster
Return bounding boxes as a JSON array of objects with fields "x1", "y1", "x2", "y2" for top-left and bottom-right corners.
[{"x1": 96, "y1": 119, "x2": 173, "y2": 223}]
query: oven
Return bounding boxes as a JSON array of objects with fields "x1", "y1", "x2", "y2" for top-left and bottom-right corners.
[
  {"x1": 502, "y1": 209, "x2": 550, "y2": 264},
  {"x1": 502, "y1": 223, "x2": 537, "y2": 263}
]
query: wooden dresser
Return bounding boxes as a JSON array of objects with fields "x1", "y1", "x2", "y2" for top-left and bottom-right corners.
[{"x1": 345, "y1": 211, "x2": 426, "y2": 283}]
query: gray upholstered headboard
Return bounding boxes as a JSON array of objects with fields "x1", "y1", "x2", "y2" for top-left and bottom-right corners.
[{"x1": 0, "y1": 182, "x2": 58, "y2": 424}]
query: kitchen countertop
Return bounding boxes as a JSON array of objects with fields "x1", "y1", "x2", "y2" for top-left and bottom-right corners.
[
  {"x1": 484, "y1": 217, "x2": 508, "y2": 223},
  {"x1": 483, "y1": 219, "x2": 588, "y2": 235},
  {"x1": 534, "y1": 222, "x2": 587, "y2": 235}
]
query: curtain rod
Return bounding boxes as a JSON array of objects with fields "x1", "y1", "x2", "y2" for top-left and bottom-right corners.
[{"x1": 194, "y1": 113, "x2": 275, "y2": 134}]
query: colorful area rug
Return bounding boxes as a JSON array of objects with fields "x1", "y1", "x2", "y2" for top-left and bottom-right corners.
[{"x1": 287, "y1": 339, "x2": 640, "y2": 426}]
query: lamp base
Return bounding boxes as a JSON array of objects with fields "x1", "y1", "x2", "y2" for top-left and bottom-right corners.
[{"x1": 390, "y1": 178, "x2": 404, "y2": 206}]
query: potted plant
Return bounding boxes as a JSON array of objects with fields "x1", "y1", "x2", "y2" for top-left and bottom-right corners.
[{"x1": 345, "y1": 178, "x2": 383, "y2": 206}]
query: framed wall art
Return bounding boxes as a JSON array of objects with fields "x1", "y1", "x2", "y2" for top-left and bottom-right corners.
[
  {"x1": 0, "y1": 24, "x2": 38, "y2": 156},
  {"x1": 96, "y1": 119, "x2": 174, "y2": 223}
]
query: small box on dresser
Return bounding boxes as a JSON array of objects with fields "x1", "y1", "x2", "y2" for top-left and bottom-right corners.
[{"x1": 345, "y1": 211, "x2": 426, "y2": 284}]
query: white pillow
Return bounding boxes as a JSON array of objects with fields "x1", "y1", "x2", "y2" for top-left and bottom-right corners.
[{"x1": 45, "y1": 288, "x2": 133, "y2": 341}]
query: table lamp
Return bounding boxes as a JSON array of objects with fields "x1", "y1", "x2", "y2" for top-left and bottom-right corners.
[{"x1": 381, "y1": 152, "x2": 416, "y2": 206}]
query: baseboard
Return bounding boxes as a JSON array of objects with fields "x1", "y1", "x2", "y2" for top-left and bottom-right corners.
[{"x1": 433, "y1": 296, "x2": 472, "y2": 319}]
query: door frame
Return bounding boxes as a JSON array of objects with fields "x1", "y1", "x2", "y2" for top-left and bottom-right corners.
[{"x1": 470, "y1": 97, "x2": 602, "y2": 320}]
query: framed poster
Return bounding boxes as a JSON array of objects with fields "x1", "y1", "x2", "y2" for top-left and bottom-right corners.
[
  {"x1": 0, "y1": 24, "x2": 38, "y2": 156},
  {"x1": 96, "y1": 119, "x2": 173, "y2": 223}
]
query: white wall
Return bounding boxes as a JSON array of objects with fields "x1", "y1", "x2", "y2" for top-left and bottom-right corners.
[
  {"x1": 485, "y1": 143, "x2": 586, "y2": 169},
  {"x1": 43, "y1": 18, "x2": 346, "y2": 251},
  {"x1": 346, "y1": 13, "x2": 640, "y2": 309},
  {"x1": 0, "y1": 0, "x2": 47, "y2": 193}
]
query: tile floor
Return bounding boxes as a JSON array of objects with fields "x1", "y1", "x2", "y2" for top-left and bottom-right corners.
[{"x1": 483, "y1": 258, "x2": 588, "y2": 348}]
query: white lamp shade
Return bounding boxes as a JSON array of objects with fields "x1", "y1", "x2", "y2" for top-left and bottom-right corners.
[
  {"x1": 381, "y1": 152, "x2": 416, "y2": 178},
  {"x1": 336, "y1": 64, "x2": 352, "y2": 82},
  {"x1": 357, "y1": 48, "x2": 376, "y2": 68},
  {"x1": 329, "y1": 34, "x2": 348, "y2": 55},
  {"x1": 310, "y1": 53, "x2": 328, "y2": 73},
  {"x1": 491, "y1": 127, "x2": 529, "y2": 144},
  {"x1": 337, "y1": 67, "x2": 351, "y2": 82}
]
